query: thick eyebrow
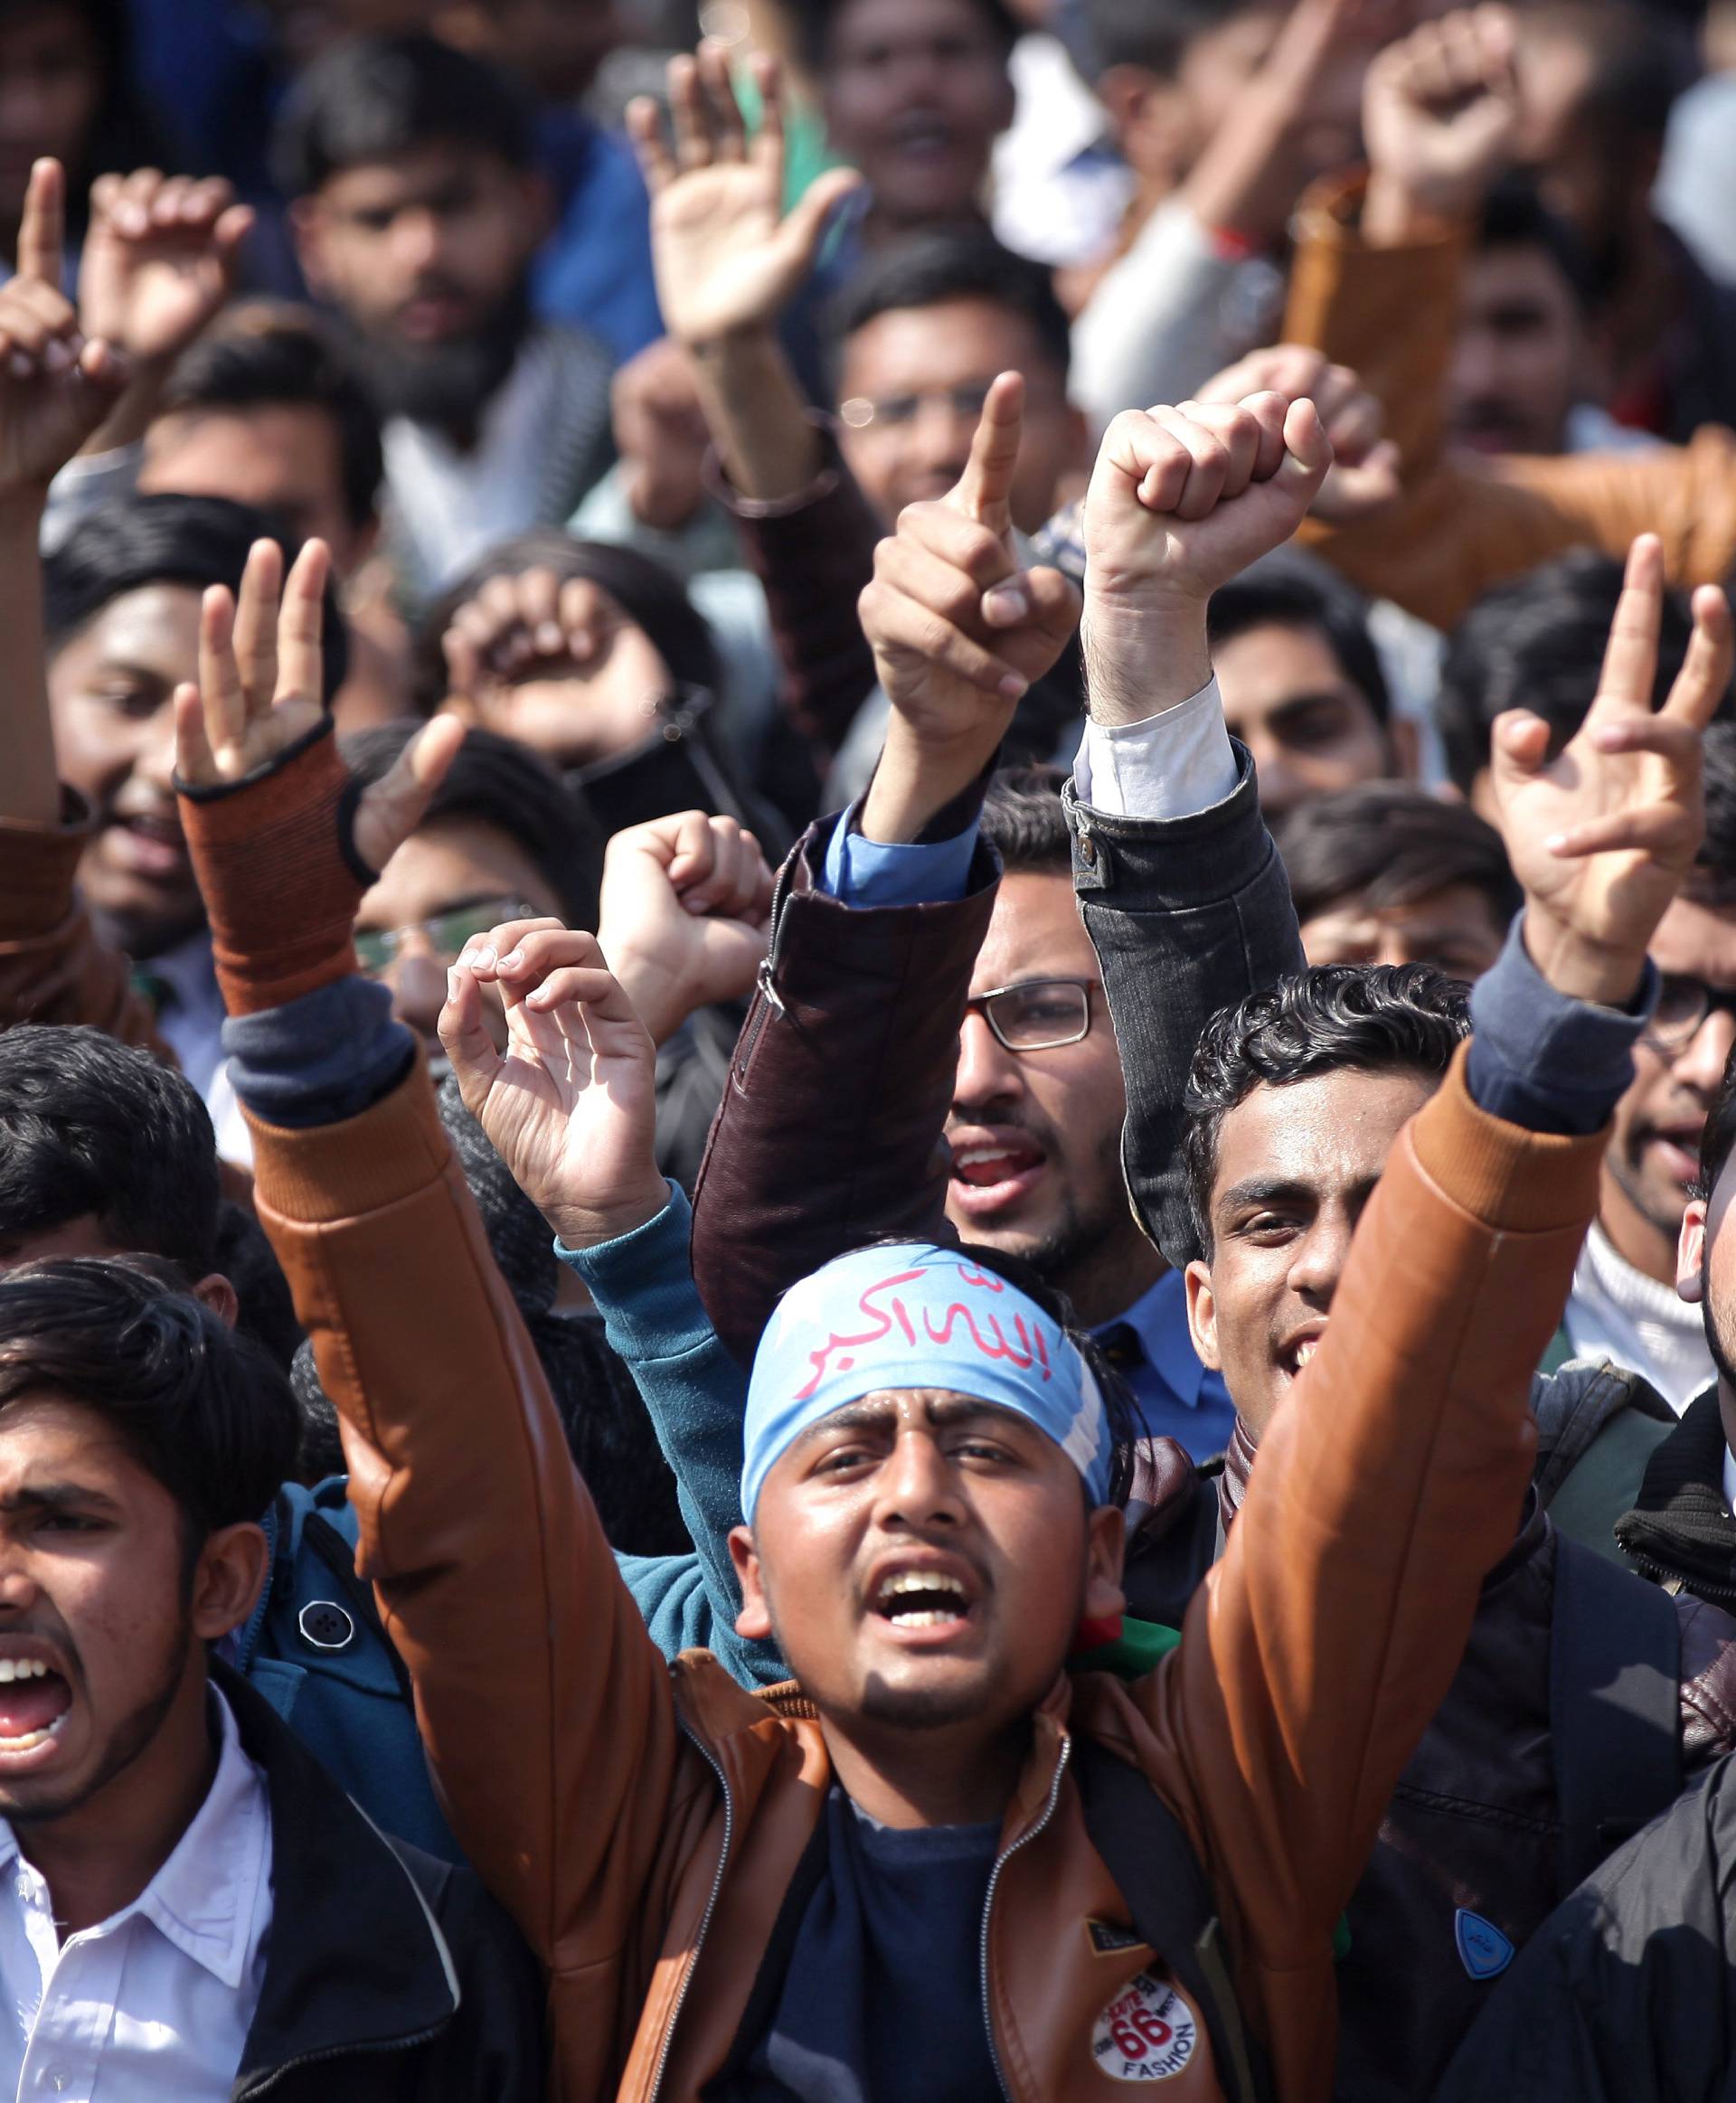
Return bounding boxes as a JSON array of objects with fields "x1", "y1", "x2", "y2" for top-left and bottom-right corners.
[
  {"x1": 791, "y1": 1394, "x2": 1027, "y2": 1449},
  {"x1": 1266, "y1": 690, "x2": 1358, "y2": 728},
  {"x1": 1216, "y1": 1175, "x2": 1318, "y2": 1219},
  {"x1": 0, "y1": 1482, "x2": 124, "y2": 1518}
]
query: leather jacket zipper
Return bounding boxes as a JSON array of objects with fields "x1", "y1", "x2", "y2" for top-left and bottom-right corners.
[
  {"x1": 646, "y1": 1719, "x2": 735, "y2": 2103},
  {"x1": 235, "y1": 2018, "x2": 454, "y2": 2098},
  {"x1": 979, "y1": 1734, "x2": 1071, "y2": 2103},
  {"x1": 735, "y1": 855, "x2": 796, "y2": 1087}
]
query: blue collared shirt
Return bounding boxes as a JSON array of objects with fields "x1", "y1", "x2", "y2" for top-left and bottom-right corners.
[{"x1": 1096, "y1": 1271, "x2": 1236, "y2": 1464}]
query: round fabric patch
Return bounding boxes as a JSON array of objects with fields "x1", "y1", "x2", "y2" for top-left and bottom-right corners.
[{"x1": 1090, "y1": 1973, "x2": 1198, "y2": 2082}]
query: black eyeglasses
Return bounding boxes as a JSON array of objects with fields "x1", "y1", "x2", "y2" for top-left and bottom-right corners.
[
  {"x1": 963, "y1": 977, "x2": 1099, "y2": 1052},
  {"x1": 1646, "y1": 973, "x2": 1736, "y2": 1052}
]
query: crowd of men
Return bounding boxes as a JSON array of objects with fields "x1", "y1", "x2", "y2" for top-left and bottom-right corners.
[{"x1": 5, "y1": 0, "x2": 1736, "y2": 2095}]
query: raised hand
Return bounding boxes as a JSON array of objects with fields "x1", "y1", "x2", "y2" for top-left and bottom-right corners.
[
  {"x1": 597, "y1": 811, "x2": 775, "y2": 1045},
  {"x1": 1362, "y1": 5, "x2": 1521, "y2": 240},
  {"x1": 855, "y1": 371, "x2": 1080, "y2": 838},
  {"x1": 440, "y1": 921, "x2": 670, "y2": 1250},
  {"x1": 1491, "y1": 535, "x2": 1734, "y2": 1005},
  {"x1": 78, "y1": 169, "x2": 253, "y2": 366},
  {"x1": 0, "y1": 159, "x2": 127, "y2": 495},
  {"x1": 441, "y1": 564, "x2": 668, "y2": 769},
  {"x1": 1194, "y1": 346, "x2": 1401, "y2": 524},
  {"x1": 175, "y1": 535, "x2": 463, "y2": 872},
  {"x1": 1080, "y1": 391, "x2": 1333, "y2": 721},
  {"x1": 627, "y1": 43, "x2": 861, "y2": 347}
]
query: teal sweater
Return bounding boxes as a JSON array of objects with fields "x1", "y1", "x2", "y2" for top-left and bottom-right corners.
[{"x1": 561, "y1": 1183, "x2": 787, "y2": 1689}]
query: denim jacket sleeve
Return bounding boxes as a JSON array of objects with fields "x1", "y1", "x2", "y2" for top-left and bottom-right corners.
[
  {"x1": 1063, "y1": 740, "x2": 1304, "y2": 1268},
  {"x1": 559, "y1": 1184, "x2": 787, "y2": 1689}
]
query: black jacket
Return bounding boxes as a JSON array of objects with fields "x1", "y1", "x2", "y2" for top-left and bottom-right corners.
[
  {"x1": 1433, "y1": 1748, "x2": 1736, "y2": 2100},
  {"x1": 1617, "y1": 1383, "x2": 1736, "y2": 1609},
  {"x1": 216, "y1": 1664, "x2": 544, "y2": 2101}
]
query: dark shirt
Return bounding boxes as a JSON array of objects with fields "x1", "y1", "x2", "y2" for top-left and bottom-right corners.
[{"x1": 716, "y1": 1787, "x2": 1002, "y2": 2103}]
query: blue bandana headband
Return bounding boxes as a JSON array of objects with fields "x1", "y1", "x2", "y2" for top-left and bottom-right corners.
[{"x1": 742, "y1": 1243, "x2": 1113, "y2": 1522}]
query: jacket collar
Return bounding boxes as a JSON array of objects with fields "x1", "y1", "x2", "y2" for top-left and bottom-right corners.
[
  {"x1": 1616, "y1": 1385, "x2": 1736, "y2": 1604},
  {"x1": 213, "y1": 1663, "x2": 458, "y2": 2086}
]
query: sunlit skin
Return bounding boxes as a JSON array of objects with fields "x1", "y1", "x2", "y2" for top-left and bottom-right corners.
[
  {"x1": 141, "y1": 405, "x2": 376, "y2": 577},
  {"x1": 1297, "y1": 882, "x2": 1509, "y2": 980},
  {"x1": 818, "y1": 0, "x2": 1015, "y2": 235},
  {"x1": 47, "y1": 584, "x2": 203, "y2": 958},
  {"x1": 355, "y1": 816, "x2": 563, "y2": 1056},
  {"x1": 1601, "y1": 896, "x2": 1736, "y2": 1286},
  {"x1": 728, "y1": 1387, "x2": 1124, "y2": 1827},
  {"x1": 1186, "y1": 1068, "x2": 1439, "y2": 1438},
  {"x1": 836, "y1": 299, "x2": 1086, "y2": 534},
  {"x1": 946, "y1": 872, "x2": 1163, "y2": 1327},
  {"x1": 0, "y1": 1394, "x2": 265, "y2": 1934},
  {"x1": 1448, "y1": 242, "x2": 1585, "y2": 457},
  {"x1": 291, "y1": 146, "x2": 549, "y2": 350},
  {"x1": 1213, "y1": 622, "x2": 1406, "y2": 821}
]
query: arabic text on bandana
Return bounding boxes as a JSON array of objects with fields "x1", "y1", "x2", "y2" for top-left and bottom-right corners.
[{"x1": 742, "y1": 1243, "x2": 1113, "y2": 1521}]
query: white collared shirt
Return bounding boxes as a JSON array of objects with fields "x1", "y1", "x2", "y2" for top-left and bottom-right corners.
[{"x1": 0, "y1": 1686, "x2": 272, "y2": 2102}]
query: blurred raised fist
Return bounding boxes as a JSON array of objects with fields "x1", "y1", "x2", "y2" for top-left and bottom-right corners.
[
  {"x1": 1362, "y1": 6, "x2": 1521, "y2": 236},
  {"x1": 612, "y1": 336, "x2": 712, "y2": 533}
]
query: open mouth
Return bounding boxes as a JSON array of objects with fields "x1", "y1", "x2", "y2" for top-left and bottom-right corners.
[
  {"x1": 887, "y1": 111, "x2": 958, "y2": 161},
  {"x1": 1647, "y1": 1126, "x2": 1704, "y2": 1186},
  {"x1": 866, "y1": 1562, "x2": 981, "y2": 1643},
  {"x1": 110, "y1": 812, "x2": 189, "y2": 881},
  {"x1": 948, "y1": 1133, "x2": 1046, "y2": 1218},
  {"x1": 1277, "y1": 1327, "x2": 1327, "y2": 1384},
  {"x1": 0, "y1": 1658, "x2": 72, "y2": 1759}
]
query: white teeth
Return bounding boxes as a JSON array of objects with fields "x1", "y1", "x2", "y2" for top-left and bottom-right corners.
[
  {"x1": 0, "y1": 1660, "x2": 50, "y2": 1683},
  {"x1": 1294, "y1": 1341, "x2": 1317, "y2": 1372},
  {"x1": 954, "y1": 1147, "x2": 1014, "y2": 1168},
  {"x1": 889, "y1": 1609, "x2": 957, "y2": 1627},
  {"x1": 880, "y1": 1571, "x2": 966, "y2": 1600}
]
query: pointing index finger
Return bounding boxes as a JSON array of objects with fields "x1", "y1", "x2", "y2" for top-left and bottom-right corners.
[
  {"x1": 15, "y1": 158, "x2": 63, "y2": 288},
  {"x1": 949, "y1": 372, "x2": 1024, "y2": 539},
  {"x1": 1589, "y1": 533, "x2": 1665, "y2": 720}
]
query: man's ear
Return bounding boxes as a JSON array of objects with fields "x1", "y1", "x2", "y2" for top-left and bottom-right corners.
[
  {"x1": 193, "y1": 1272, "x2": 239, "y2": 1329},
  {"x1": 1184, "y1": 1257, "x2": 1222, "y2": 1370},
  {"x1": 1679, "y1": 1194, "x2": 1709, "y2": 1303},
  {"x1": 730, "y1": 1524, "x2": 774, "y2": 1641},
  {"x1": 191, "y1": 1521, "x2": 271, "y2": 1642},
  {"x1": 1083, "y1": 1500, "x2": 1126, "y2": 1624},
  {"x1": 288, "y1": 195, "x2": 332, "y2": 297}
]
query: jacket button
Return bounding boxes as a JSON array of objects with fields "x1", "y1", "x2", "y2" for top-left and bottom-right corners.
[
  {"x1": 1077, "y1": 833, "x2": 1097, "y2": 866},
  {"x1": 298, "y1": 1599, "x2": 357, "y2": 1651}
]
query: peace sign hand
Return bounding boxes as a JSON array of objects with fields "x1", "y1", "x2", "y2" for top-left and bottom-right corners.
[
  {"x1": 174, "y1": 536, "x2": 464, "y2": 876},
  {"x1": 1493, "y1": 535, "x2": 1735, "y2": 1006}
]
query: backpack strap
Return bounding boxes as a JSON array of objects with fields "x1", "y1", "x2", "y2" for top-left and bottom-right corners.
[
  {"x1": 1072, "y1": 1736, "x2": 1273, "y2": 2103},
  {"x1": 1550, "y1": 1530, "x2": 1684, "y2": 1891}
]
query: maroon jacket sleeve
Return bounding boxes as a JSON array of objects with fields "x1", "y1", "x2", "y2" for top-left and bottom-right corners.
[
  {"x1": 690, "y1": 816, "x2": 998, "y2": 1368},
  {"x1": 709, "y1": 429, "x2": 883, "y2": 755}
]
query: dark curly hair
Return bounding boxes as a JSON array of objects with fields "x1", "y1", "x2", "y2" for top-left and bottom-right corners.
[{"x1": 1183, "y1": 966, "x2": 1470, "y2": 1253}]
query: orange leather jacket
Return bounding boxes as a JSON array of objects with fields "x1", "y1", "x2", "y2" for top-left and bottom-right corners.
[
  {"x1": 1285, "y1": 172, "x2": 1736, "y2": 631},
  {"x1": 244, "y1": 1031, "x2": 1603, "y2": 2103}
]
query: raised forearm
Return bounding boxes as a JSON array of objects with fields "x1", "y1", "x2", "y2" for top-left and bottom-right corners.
[
  {"x1": 688, "y1": 326, "x2": 823, "y2": 505},
  {"x1": 0, "y1": 498, "x2": 60, "y2": 826}
]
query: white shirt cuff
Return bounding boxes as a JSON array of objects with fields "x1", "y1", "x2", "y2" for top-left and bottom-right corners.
[{"x1": 1071, "y1": 677, "x2": 1238, "y2": 819}]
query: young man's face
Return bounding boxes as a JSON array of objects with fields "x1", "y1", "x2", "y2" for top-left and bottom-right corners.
[
  {"x1": 47, "y1": 583, "x2": 204, "y2": 960},
  {"x1": 1186, "y1": 1066, "x2": 1439, "y2": 1437},
  {"x1": 1213, "y1": 620, "x2": 1398, "y2": 821},
  {"x1": 732, "y1": 1387, "x2": 1123, "y2": 1737},
  {"x1": 837, "y1": 299, "x2": 1083, "y2": 534},
  {"x1": 1448, "y1": 241, "x2": 1586, "y2": 457},
  {"x1": 820, "y1": 0, "x2": 1015, "y2": 231},
  {"x1": 140, "y1": 405, "x2": 375, "y2": 577},
  {"x1": 1601, "y1": 896, "x2": 1736, "y2": 1279},
  {"x1": 293, "y1": 144, "x2": 545, "y2": 365},
  {"x1": 0, "y1": 0, "x2": 103, "y2": 230},
  {"x1": 355, "y1": 815, "x2": 565, "y2": 1061},
  {"x1": 946, "y1": 872, "x2": 1151, "y2": 1325},
  {"x1": 1297, "y1": 884, "x2": 1509, "y2": 982},
  {"x1": 0, "y1": 1394, "x2": 257, "y2": 1821}
]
